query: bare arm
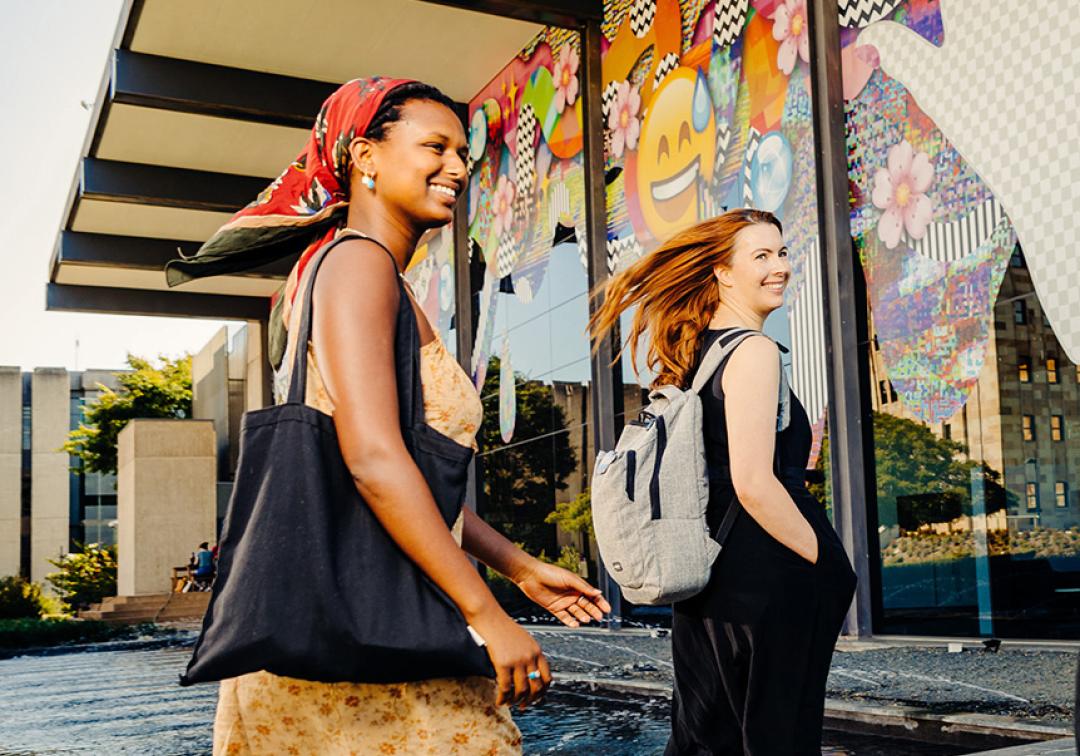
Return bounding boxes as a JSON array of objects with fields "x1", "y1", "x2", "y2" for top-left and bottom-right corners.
[
  {"x1": 311, "y1": 240, "x2": 547, "y2": 705},
  {"x1": 722, "y1": 337, "x2": 818, "y2": 564},
  {"x1": 460, "y1": 507, "x2": 534, "y2": 582},
  {"x1": 461, "y1": 508, "x2": 610, "y2": 626}
]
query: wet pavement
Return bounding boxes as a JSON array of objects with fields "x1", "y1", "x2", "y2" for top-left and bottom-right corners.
[
  {"x1": 528, "y1": 626, "x2": 1077, "y2": 728},
  {"x1": 0, "y1": 624, "x2": 1074, "y2": 754}
]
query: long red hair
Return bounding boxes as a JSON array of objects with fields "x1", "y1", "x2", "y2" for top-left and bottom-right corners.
[{"x1": 588, "y1": 209, "x2": 782, "y2": 389}]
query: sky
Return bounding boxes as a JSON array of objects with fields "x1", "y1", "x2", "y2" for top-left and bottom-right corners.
[{"x1": 0, "y1": 1, "x2": 238, "y2": 372}]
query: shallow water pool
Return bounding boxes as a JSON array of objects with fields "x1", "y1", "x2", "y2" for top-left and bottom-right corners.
[{"x1": 0, "y1": 644, "x2": 966, "y2": 755}]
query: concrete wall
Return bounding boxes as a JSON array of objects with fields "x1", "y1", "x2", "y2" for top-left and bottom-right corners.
[
  {"x1": 240, "y1": 320, "x2": 271, "y2": 412},
  {"x1": 0, "y1": 367, "x2": 21, "y2": 577},
  {"x1": 193, "y1": 327, "x2": 230, "y2": 481},
  {"x1": 117, "y1": 419, "x2": 216, "y2": 596},
  {"x1": 30, "y1": 368, "x2": 70, "y2": 583}
]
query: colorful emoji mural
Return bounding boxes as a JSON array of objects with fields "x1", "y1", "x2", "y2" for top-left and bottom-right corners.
[
  {"x1": 470, "y1": 0, "x2": 1080, "y2": 449},
  {"x1": 467, "y1": 28, "x2": 591, "y2": 443},
  {"x1": 600, "y1": 0, "x2": 830, "y2": 454},
  {"x1": 402, "y1": 224, "x2": 456, "y2": 351},
  {"x1": 467, "y1": 0, "x2": 833, "y2": 450}
]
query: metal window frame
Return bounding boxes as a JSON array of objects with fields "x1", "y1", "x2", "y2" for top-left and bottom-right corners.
[{"x1": 808, "y1": 0, "x2": 877, "y2": 637}]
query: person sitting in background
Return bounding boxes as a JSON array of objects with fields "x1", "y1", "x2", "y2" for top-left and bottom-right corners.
[{"x1": 194, "y1": 542, "x2": 215, "y2": 581}]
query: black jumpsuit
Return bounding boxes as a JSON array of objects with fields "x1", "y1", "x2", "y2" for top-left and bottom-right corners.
[{"x1": 666, "y1": 329, "x2": 857, "y2": 755}]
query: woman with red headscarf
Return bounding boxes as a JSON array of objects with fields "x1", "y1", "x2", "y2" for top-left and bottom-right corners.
[{"x1": 170, "y1": 78, "x2": 609, "y2": 755}]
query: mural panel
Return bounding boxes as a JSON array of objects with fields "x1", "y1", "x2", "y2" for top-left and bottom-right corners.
[
  {"x1": 844, "y1": 0, "x2": 1080, "y2": 638},
  {"x1": 466, "y1": 0, "x2": 831, "y2": 459}
]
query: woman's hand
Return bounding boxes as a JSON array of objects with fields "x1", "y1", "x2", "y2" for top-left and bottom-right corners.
[
  {"x1": 515, "y1": 560, "x2": 611, "y2": 628},
  {"x1": 466, "y1": 605, "x2": 551, "y2": 709}
]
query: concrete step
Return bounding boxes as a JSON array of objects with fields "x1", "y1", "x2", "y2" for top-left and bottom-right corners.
[
  {"x1": 106, "y1": 594, "x2": 172, "y2": 607},
  {"x1": 77, "y1": 593, "x2": 210, "y2": 624}
]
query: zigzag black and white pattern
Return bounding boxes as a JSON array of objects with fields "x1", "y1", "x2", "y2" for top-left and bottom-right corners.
[
  {"x1": 629, "y1": 0, "x2": 657, "y2": 39},
  {"x1": 496, "y1": 232, "x2": 517, "y2": 279},
  {"x1": 838, "y1": 0, "x2": 903, "y2": 28},
  {"x1": 654, "y1": 52, "x2": 681, "y2": 88},
  {"x1": 715, "y1": 121, "x2": 732, "y2": 169},
  {"x1": 515, "y1": 104, "x2": 537, "y2": 197},
  {"x1": 741, "y1": 127, "x2": 761, "y2": 206},
  {"x1": 909, "y1": 198, "x2": 1004, "y2": 263},
  {"x1": 606, "y1": 235, "x2": 643, "y2": 273},
  {"x1": 713, "y1": 0, "x2": 749, "y2": 50},
  {"x1": 602, "y1": 80, "x2": 621, "y2": 122}
]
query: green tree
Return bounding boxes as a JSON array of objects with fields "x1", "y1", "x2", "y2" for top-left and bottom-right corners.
[
  {"x1": 46, "y1": 543, "x2": 118, "y2": 612},
  {"x1": 64, "y1": 354, "x2": 192, "y2": 475},
  {"x1": 477, "y1": 357, "x2": 578, "y2": 558},
  {"x1": 545, "y1": 489, "x2": 594, "y2": 539},
  {"x1": 811, "y1": 412, "x2": 1011, "y2": 530}
]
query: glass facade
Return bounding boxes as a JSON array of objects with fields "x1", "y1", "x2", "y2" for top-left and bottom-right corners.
[
  {"x1": 866, "y1": 250, "x2": 1080, "y2": 638},
  {"x1": 454, "y1": 1, "x2": 1080, "y2": 639},
  {"x1": 69, "y1": 378, "x2": 119, "y2": 548}
]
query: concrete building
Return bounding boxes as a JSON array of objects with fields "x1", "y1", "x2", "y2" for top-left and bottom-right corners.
[{"x1": 0, "y1": 367, "x2": 124, "y2": 582}]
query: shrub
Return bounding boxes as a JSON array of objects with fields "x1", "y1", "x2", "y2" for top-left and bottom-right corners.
[
  {"x1": 545, "y1": 490, "x2": 594, "y2": 538},
  {"x1": 0, "y1": 576, "x2": 47, "y2": 620},
  {"x1": 46, "y1": 543, "x2": 118, "y2": 611}
]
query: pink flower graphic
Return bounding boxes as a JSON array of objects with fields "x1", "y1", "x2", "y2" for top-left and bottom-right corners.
[
  {"x1": 607, "y1": 80, "x2": 641, "y2": 158},
  {"x1": 872, "y1": 140, "x2": 935, "y2": 249},
  {"x1": 771, "y1": 0, "x2": 810, "y2": 75},
  {"x1": 492, "y1": 174, "x2": 516, "y2": 237},
  {"x1": 552, "y1": 46, "x2": 580, "y2": 113}
]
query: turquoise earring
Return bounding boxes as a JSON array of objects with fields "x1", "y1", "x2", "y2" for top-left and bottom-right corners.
[{"x1": 361, "y1": 173, "x2": 375, "y2": 191}]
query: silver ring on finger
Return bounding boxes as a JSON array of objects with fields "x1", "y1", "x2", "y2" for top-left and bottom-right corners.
[{"x1": 527, "y1": 670, "x2": 541, "y2": 681}]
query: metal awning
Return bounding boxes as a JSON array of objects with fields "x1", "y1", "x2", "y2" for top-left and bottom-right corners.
[{"x1": 48, "y1": 0, "x2": 600, "y2": 318}]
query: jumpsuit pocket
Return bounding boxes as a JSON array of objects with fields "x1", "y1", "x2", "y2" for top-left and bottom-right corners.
[{"x1": 767, "y1": 528, "x2": 820, "y2": 570}]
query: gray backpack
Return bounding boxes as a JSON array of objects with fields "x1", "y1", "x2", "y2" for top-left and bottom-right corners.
[{"x1": 591, "y1": 329, "x2": 791, "y2": 605}]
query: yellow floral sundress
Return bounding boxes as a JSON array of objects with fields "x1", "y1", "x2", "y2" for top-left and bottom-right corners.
[{"x1": 213, "y1": 269, "x2": 520, "y2": 755}]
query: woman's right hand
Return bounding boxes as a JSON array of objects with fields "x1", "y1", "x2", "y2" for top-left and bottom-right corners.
[{"x1": 467, "y1": 606, "x2": 551, "y2": 709}]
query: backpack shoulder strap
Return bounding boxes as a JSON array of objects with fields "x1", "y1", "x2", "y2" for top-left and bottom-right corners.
[
  {"x1": 690, "y1": 328, "x2": 792, "y2": 428},
  {"x1": 689, "y1": 328, "x2": 759, "y2": 394}
]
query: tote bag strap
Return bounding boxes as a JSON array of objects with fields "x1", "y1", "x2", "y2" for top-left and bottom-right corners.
[{"x1": 286, "y1": 231, "x2": 415, "y2": 410}]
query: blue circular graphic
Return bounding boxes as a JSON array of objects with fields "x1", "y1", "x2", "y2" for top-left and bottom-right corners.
[
  {"x1": 469, "y1": 108, "x2": 487, "y2": 161},
  {"x1": 750, "y1": 132, "x2": 793, "y2": 213}
]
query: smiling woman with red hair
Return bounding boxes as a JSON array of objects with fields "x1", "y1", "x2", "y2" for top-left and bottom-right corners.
[{"x1": 591, "y1": 209, "x2": 856, "y2": 753}]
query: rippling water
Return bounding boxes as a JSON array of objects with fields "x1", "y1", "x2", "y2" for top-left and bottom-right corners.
[{"x1": 0, "y1": 645, "x2": 965, "y2": 755}]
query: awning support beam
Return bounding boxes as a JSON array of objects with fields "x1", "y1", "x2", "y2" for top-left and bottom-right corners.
[{"x1": 47, "y1": 283, "x2": 269, "y2": 320}]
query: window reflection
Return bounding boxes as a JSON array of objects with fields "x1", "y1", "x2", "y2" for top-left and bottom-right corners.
[
  {"x1": 868, "y1": 243, "x2": 1080, "y2": 638},
  {"x1": 470, "y1": 242, "x2": 596, "y2": 616}
]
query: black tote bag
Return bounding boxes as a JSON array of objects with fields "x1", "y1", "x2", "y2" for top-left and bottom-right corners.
[{"x1": 180, "y1": 235, "x2": 495, "y2": 686}]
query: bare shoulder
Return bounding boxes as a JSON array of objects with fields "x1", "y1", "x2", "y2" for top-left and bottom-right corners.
[
  {"x1": 314, "y1": 238, "x2": 400, "y2": 303},
  {"x1": 722, "y1": 335, "x2": 780, "y2": 394},
  {"x1": 728, "y1": 334, "x2": 780, "y2": 369}
]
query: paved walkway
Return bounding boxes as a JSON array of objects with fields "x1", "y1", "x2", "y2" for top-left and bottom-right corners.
[
  {"x1": 528, "y1": 625, "x2": 1077, "y2": 733},
  {"x1": 972, "y1": 740, "x2": 1075, "y2": 755}
]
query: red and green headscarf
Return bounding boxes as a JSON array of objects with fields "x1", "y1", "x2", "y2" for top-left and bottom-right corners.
[{"x1": 165, "y1": 76, "x2": 413, "y2": 365}]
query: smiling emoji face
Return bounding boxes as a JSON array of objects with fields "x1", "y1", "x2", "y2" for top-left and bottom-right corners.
[{"x1": 636, "y1": 67, "x2": 716, "y2": 240}]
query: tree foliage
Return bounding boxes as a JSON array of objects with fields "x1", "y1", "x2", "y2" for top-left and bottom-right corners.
[
  {"x1": 476, "y1": 357, "x2": 578, "y2": 557},
  {"x1": 811, "y1": 412, "x2": 1014, "y2": 529},
  {"x1": 64, "y1": 354, "x2": 192, "y2": 475},
  {"x1": 0, "y1": 576, "x2": 46, "y2": 620},
  {"x1": 545, "y1": 489, "x2": 594, "y2": 538},
  {"x1": 46, "y1": 543, "x2": 118, "y2": 612}
]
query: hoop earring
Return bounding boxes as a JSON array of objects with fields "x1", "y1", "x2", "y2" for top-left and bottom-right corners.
[{"x1": 361, "y1": 173, "x2": 375, "y2": 191}]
